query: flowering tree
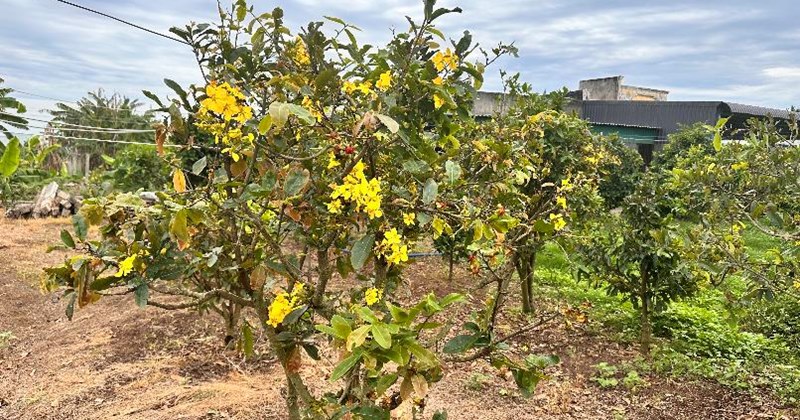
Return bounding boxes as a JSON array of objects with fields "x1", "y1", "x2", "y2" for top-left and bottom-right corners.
[
  {"x1": 451, "y1": 80, "x2": 608, "y2": 314},
  {"x1": 670, "y1": 116, "x2": 800, "y2": 301},
  {"x1": 43, "y1": 1, "x2": 562, "y2": 418}
]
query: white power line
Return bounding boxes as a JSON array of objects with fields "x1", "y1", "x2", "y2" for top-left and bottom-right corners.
[
  {"x1": 0, "y1": 111, "x2": 155, "y2": 133},
  {"x1": 4, "y1": 130, "x2": 184, "y2": 148}
]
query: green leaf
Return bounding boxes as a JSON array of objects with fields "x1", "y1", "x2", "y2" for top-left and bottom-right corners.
[
  {"x1": 191, "y1": 156, "x2": 207, "y2": 176},
  {"x1": 433, "y1": 411, "x2": 448, "y2": 420},
  {"x1": 164, "y1": 78, "x2": 189, "y2": 104},
  {"x1": 0, "y1": 137, "x2": 20, "y2": 177},
  {"x1": 134, "y1": 283, "x2": 149, "y2": 308},
  {"x1": 241, "y1": 322, "x2": 255, "y2": 357},
  {"x1": 283, "y1": 167, "x2": 310, "y2": 196},
  {"x1": 371, "y1": 323, "x2": 392, "y2": 349},
  {"x1": 374, "y1": 113, "x2": 399, "y2": 134},
  {"x1": 303, "y1": 343, "x2": 320, "y2": 360},
  {"x1": 350, "y1": 234, "x2": 375, "y2": 271},
  {"x1": 444, "y1": 160, "x2": 462, "y2": 185},
  {"x1": 422, "y1": 178, "x2": 438, "y2": 205},
  {"x1": 346, "y1": 325, "x2": 371, "y2": 351},
  {"x1": 330, "y1": 350, "x2": 362, "y2": 381},
  {"x1": 375, "y1": 373, "x2": 399, "y2": 397},
  {"x1": 258, "y1": 115, "x2": 273, "y2": 134},
  {"x1": 269, "y1": 102, "x2": 290, "y2": 128},
  {"x1": 351, "y1": 406, "x2": 390, "y2": 420},
  {"x1": 282, "y1": 305, "x2": 307, "y2": 325},
  {"x1": 443, "y1": 334, "x2": 478, "y2": 354},
  {"x1": 331, "y1": 314, "x2": 352, "y2": 339},
  {"x1": 269, "y1": 102, "x2": 316, "y2": 127},
  {"x1": 406, "y1": 340, "x2": 438, "y2": 370},
  {"x1": 60, "y1": 229, "x2": 75, "y2": 248},
  {"x1": 72, "y1": 214, "x2": 88, "y2": 241},
  {"x1": 170, "y1": 209, "x2": 189, "y2": 242},
  {"x1": 65, "y1": 291, "x2": 76, "y2": 320}
]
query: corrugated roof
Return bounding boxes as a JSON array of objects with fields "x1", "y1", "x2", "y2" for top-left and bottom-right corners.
[{"x1": 722, "y1": 102, "x2": 794, "y2": 119}]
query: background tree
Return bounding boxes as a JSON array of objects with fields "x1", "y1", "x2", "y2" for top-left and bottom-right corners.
[
  {"x1": 576, "y1": 172, "x2": 704, "y2": 355},
  {"x1": 47, "y1": 89, "x2": 154, "y2": 174},
  {"x1": 456, "y1": 79, "x2": 607, "y2": 314},
  {"x1": 598, "y1": 134, "x2": 643, "y2": 209},
  {"x1": 652, "y1": 122, "x2": 714, "y2": 171},
  {"x1": 0, "y1": 77, "x2": 28, "y2": 141}
]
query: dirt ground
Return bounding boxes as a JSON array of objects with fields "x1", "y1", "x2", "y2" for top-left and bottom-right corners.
[{"x1": 0, "y1": 214, "x2": 797, "y2": 419}]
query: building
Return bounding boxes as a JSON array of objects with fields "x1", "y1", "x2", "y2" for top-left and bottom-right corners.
[{"x1": 472, "y1": 76, "x2": 796, "y2": 164}]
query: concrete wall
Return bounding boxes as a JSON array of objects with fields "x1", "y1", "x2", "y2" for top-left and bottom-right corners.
[
  {"x1": 579, "y1": 76, "x2": 622, "y2": 100},
  {"x1": 619, "y1": 85, "x2": 668, "y2": 101},
  {"x1": 579, "y1": 76, "x2": 669, "y2": 101}
]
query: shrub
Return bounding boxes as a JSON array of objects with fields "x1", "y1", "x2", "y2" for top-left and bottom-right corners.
[
  {"x1": 745, "y1": 295, "x2": 800, "y2": 351},
  {"x1": 97, "y1": 144, "x2": 171, "y2": 193},
  {"x1": 652, "y1": 123, "x2": 714, "y2": 171},
  {"x1": 598, "y1": 135, "x2": 643, "y2": 209}
]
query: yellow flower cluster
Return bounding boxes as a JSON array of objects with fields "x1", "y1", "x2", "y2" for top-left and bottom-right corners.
[
  {"x1": 327, "y1": 151, "x2": 341, "y2": 170},
  {"x1": 328, "y1": 161, "x2": 383, "y2": 219},
  {"x1": 199, "y1": 82, "x2": 252, "y2": 124},
  {"x1": 433, "y1": 94, "x2": 446, "y2": 109},
  {"x1": 731, "y1": 161, "x2": 749, "y2": 171},
  {"x1": 549, "y1": 213, "x2": 567, "y2": 231},
  {"x1": 114, "y1": 249, "x2": 150, "y2": 278},
  {"x1": 342, "y1": 80, "x2": 374, "y2": 96},
  {"x1": 377, "y1": 228, "x2": 409, "y2": 265},
  {"x1": 302, "y1": 96, "x2": 323, "y2": 122},
  {"x1": 376, "y1": 71, "x2": 392, "y2": 91},
  {"x1": 292, "y1": 36, "x2": 310, "y2": 66},
  {"x1": 402, "y1": 212, "x2": 416, "y2": 226},
  {"x1": 556, "y1": 196, "x2": 567, "y2": 210},
  {"x1": 364, "y1": 287, "x2": 382, "y2": 306},
  {"x1": 431, "y1": 48, "x2": 458, "y2": 72},
  {"x1": 196, "y1": 82, "x2": 254, "y2": 160},
  {"x1": 267, "y1": 283, "x2": 305, "y2": 328}
]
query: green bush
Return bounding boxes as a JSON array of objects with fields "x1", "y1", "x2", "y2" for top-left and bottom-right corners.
[
  {"x1": 745, "y1": 295, "x2": 800, "y2": 351},
  {"x1": 652, "y1": 123, "x2": 714, "y2": 171},
  {"x1": 96, "y1": 144, "x2": 170, "y2": 193},
  {"x1": 653, "y1": 302, "x2": 779, "y2": 359},
  {"x1": 598, "y1": 135, "x2": 643, "y2": 209}
]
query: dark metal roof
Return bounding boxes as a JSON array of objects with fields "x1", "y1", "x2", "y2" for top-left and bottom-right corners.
[
  {"x1": 579, "y1": 100, "x2": 795, "y2": 136},
  {"x1": 722, "y1": 102, "x2": 794, "y2": 119},
  {"x1": 580, "y1": 101, "x2": 723, "y2": 136}
]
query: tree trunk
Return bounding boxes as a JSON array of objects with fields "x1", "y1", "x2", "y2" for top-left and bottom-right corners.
[
  {"x1": 516, "y1": 248, "x2": 538, "y2": 314},
  {"x1": 639, "y1": 264, "x2": 652, "y2": 357},
  {"x1": 375, "y1": 258, "x2": 388, "y2": 290},
  {"x1": 312, "y1": 247, "x2": 331, "y2": 308},
  {"x1": 447, "y1": 253, "x2": 455, "y2": 283},
  {"x1": 222, "y1": 302, "x2": 241, "y2": 348}
]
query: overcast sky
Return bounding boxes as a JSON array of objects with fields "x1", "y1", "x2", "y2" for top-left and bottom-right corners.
[{"x1": 1, "y1": 0, "x2": 798, "y2": 132}]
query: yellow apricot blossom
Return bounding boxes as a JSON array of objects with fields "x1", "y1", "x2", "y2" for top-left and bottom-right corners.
[
  {"x1": 431, "y1": 48, "x2": 458, "y2": 72},
  {"x1": 326, "y1": 199, "x2": 343, "y2": 214},
  {"x1": 549, "y1": 213, "x2": 567, "y2": 231},
  {"x1": 556, "y1": 196, "x2": 567, "y2": 210},
  {"x1": 330, "y1": 161, "x2": 383, "y2": 219},
  {"x1": 376, "y1": 71, "x2": 392, "y2": 91},
  {"x1": 302, "y1": 96, "x2": 323, "y2": 122},
  {"x1": 433, "y1": 94, "x2": 445, "y2": 109},
  {"x1": 376, "y1": 228, "x2": 409, "y2": 265},
  {"x1": 403, "y1": 212, "x2": 416, "y2": 226},
  {"x1": 432, "y1": 76, "x2": 444, "y2": 85},
  {"x1": 365, "y1": 287, "x2": 382, "y2": 306},
  {"x1": 114, "y1": 254, "x2": 136, "y2": 278},
  {"x1": 327, "y1": 151, "x2": 341, "y2": 170},
  {"x1": 292, "y1": 36, "x2": 310, "y2": 66},
  {"x1": 267, "y1": 283, "x2": 305, "y2": 328}
]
